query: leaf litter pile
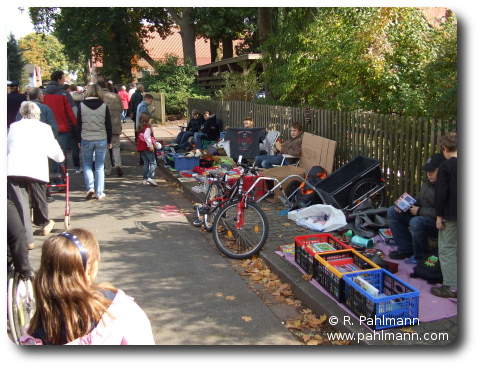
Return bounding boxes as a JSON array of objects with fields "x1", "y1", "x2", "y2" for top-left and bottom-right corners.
[{"x1": 231, "y1": 256, "x2": 350, "y2": 346}]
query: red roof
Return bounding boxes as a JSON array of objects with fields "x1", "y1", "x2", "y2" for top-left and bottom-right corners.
[{"x1": 137, "y1": 29, "x2": 212, "y2": 69}]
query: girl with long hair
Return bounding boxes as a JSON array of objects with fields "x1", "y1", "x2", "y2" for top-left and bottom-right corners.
[{"x1": 21, "y1": 228, "x2": 154, "y2": 345}]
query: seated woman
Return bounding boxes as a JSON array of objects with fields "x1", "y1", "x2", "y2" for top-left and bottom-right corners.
[
  {"x1": 176, "y1": 110, "x2": 203, "y2": 149},
  {"x1": 21, "y1": 228, "x2": 155, "y2": 345},
  {"x1": 254, "y1": 122, "x2": 303, "y2": 168},
  {"x1": 193, "y1": 110, "x2": 223, "y2": 148}
]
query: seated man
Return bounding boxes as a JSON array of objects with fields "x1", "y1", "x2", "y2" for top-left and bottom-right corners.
[
  {"x1": 388, "y1": 153, "x2": 445, "y2": 264},
  {"x1": 176, "y1": 110, "x2": 203, "y2": 149},
  {"x1": 254, "y1": 122, "x2": 303, "y2": 168},
  {"x1": 193, "y1": 110, "x2": 222, "y2": 148}
]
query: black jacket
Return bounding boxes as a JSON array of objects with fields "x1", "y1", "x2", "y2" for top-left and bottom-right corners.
[
  {"x1": 186, "y1": 117, "x2": 204, "y2": 133},
  {"x1": 7, "y1": 92, "x2": 27, "y2": 127},
  {"x1": 435, "y1": 157, "x2": 457, "y2": 221},
  {"x1": 202, "y1": 115, "x2": 223, "y2": 140},
  {"x1": 129, "y1": 91, "x2": 143, "y2": 120}
]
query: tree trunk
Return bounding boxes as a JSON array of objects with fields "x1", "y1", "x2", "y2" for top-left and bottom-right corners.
[
  {"x1": 221, "y1": 37, "x2": 233, "y2": 59},
  {"x1": 210, "y1": 39, "x2": 219, "y2": 62},
  {"x1": 258, "y1": 8, "x2": 273, "y2": 45},
  {"x1": 168, "y1": 8, "x2": 197, "y2": 66}
]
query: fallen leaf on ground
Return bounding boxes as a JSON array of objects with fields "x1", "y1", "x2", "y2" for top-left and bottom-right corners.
[
  {"x1": 306, "y1": 339, "x2": 321, "y2": 346},
  {"x1": 225, "y1": 295, "x2": 236, "y2": 301},
  {"x1": 241, "y1": 316, "x2": 253, "y2": 322},
  {"x1": 282, "y1": 223, "x2": 291, "y2": 226},
  {"x1": 215, "y1": 292, "x2": 224, "y2": 297},
  {"x1": 400, "y1": 327, "x2": 415, "y2": 333},
  {"x1": 302, "y1": 274, "x2": 313, "y2": 281},
  {"x1": 285, "y1": 319, "x2": 303, "y2": 330},
  {"x1": 331, "y1": 340, "x2": 350, "y2": 345}
]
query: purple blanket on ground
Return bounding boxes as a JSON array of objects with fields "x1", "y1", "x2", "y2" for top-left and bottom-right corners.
[{"x1": 275, "y1": 237, "x2": 457, "y2": 323}]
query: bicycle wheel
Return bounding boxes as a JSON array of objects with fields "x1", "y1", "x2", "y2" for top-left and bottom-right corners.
[
  {"x1": 203, "y1": 182, "x2": 223, "y2": 232},
  {"x1": 11, "y1": 274, "x2": 36, "y2": 343},
  {"x1": 7, "y1": 273, "x2": 18, "y2": 344},
  {"x1": 349, "y1": 178, "x2": 385, "y2": 208},
  {"x1": 212, "y1": 200, "x2": 269, "y2": 259}
]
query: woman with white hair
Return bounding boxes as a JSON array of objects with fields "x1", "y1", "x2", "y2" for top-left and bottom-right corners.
[{"x1": 7, "y1": 101, "x2": 65, "y2": 248}]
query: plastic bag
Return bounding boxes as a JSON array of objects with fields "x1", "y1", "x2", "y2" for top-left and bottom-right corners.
[{"x1": 287, "y1": 204, "x2": 347, "y2": 232}]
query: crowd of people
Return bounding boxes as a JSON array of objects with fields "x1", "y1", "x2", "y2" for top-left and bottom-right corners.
[{"x1": 7, "y1": 75, "x2": 157, "y2": 344}]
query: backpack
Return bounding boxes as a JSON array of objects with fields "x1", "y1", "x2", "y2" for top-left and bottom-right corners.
[{"x1": 410, "y1": 255, "x2": 443, "y2": 284}]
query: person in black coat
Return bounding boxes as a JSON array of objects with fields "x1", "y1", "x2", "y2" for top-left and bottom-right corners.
[
  {"x1": 431, "y1": 133, "x2": 458, "y2": 298},
  {"x1": 175, "y1": 110, "x2": 204, "y2": 149},
  {"x1": 193, "y1": 111, "x2": 223, "y2": 148},
  {"x1": 7, "y1": 81, "x2": 26, "y2": 128}
]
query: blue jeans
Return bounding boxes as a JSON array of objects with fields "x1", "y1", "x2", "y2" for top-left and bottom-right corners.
[
  {"x1": 58, "y1": 131, "x2": 80, "y2": 168},
  {"x1": 140, "y1": 151, "x2": 157, "y2": 180},
  {"x1": 81, "y1": 139, "x2": 107, "y2": 196},
  {"x1": 387, "y1": 206, "x2": 437, "y2": 260},
  {"x1": 178, "y1": 131, "x2": 194, "y2": 149},
  {"x1": 254, "y1": 154, "x2": 284, "y2": 169},
  {"x1": 121, "y1": 109, "x2": 128, "y2": 121}
]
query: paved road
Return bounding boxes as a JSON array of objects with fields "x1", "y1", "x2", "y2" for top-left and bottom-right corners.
[{"x1": 28, "y1": 124, "x2": 299, "y2": 345}]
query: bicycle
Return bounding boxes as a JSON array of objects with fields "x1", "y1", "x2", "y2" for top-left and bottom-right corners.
[
  {"x1": 206, "y1": 162, "x2": 269, "y2": 259},
  {"x1": 7, "y1": 263, "x2": 36, "y2": 344}
]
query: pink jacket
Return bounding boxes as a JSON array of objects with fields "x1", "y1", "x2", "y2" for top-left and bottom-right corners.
[
  {"x1": 20, "y1": 289, "x2": 155, "y2": 345},
  {"x1": 118, "y1": 90, "x2": 130, "y2": 110}
]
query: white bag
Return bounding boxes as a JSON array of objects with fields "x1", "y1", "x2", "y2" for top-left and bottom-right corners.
[{"x1": 287, "y1": 204, "x2": 347, "y2": 232}]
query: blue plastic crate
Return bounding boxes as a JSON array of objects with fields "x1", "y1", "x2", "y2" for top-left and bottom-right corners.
[
  {"x1": 343, "y1": 268, "x2": 419, "y2": 330},
  {"x1": 167, "y1": 154, "x2": 200, "y2": 171}
]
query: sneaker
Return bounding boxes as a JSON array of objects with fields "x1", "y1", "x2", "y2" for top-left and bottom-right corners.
[
  {"x1": 96, "y1": 193, "x2": 106, "y2": 200},
  {"x1": 431, "y1": 285, "x2": 457, "y2": 298},
  {"x1": 85, "y1": 189, "x2": 95, "y2": 200},
  {"x1": 27, "y1": 242, "x2": 35, "y2": 250},
  {"x1": 388, "y1": 251, "x2": 413, "y2": 260},
  {"x1": 42, "y1": 220, "x2": 55, "y2": 236},
  {"x1": 404, "y1": 256, "x2": 418, "y2": 265},
  {"x1": 142, "y1": 180, "x2": 148, "y2": 185},
  {"x1": 192, "y1": 218, "x2": 203, "y2": 227},
  {"x1": 116, "y1": 167, "x2": 124, "y2": 177},
  {"x1": 147, "y1": 178, "x2": 158, "y2": 186}
]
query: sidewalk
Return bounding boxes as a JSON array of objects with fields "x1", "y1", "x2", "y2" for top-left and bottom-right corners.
[
  {"x1": 156, "y1": 135, "x2": 458, "y2": 346},
  {"x1": 28, "y1": 123, "x2": 300, "y2": 345}
]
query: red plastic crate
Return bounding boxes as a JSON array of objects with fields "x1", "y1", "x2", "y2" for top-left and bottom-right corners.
[{"x1": 294, "y1": 233, "x2": 352, "y2": 274}]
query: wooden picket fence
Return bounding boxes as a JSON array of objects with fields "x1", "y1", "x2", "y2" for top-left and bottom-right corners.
[{"x1": 188, "y1": 98, "x2": 456, "y2": 203}]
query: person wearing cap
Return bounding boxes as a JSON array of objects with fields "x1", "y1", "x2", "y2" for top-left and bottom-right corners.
[
  {"x1": 387, "y1": 153, "x2": 446, "y2": 264},
  {"x1": 7, "y1": 81, "x2": 27, "y2": 127}
]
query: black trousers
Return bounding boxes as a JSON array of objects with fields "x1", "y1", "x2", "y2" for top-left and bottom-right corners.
[
  {"x1": 7, "y1": 178, "x2": 34, "y2": 245},
  {"x1": 7, "y1": 199, "x2": 32, "y2": 275},
  {"x1": 29, "y1": 181, "x2": 49, "y2": 226}
]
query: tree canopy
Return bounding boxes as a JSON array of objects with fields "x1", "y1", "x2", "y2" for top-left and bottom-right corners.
[
  {"x1": 261, "y1": 7, "x2": 457, "y2": 119},
  {"x1": 7, "y1": 33, "x2": 25, "y2": 83},
  {"x1": 19, "y1": 33, "x2": 70, "y2": 80}
]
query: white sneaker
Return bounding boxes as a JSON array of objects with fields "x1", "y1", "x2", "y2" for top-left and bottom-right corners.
[
  {"x1": 147, "y1": 178, "x2": 158, "y2": 186},
  {"x1": 42, "y1": 220, "x2": 55, "y2": 236},
  {"x1": 96, "y1": 193, "x2": 106, "y2": 200},
  {"x1": 142, "y1": 180, "x2": 148, "y2": 185}
]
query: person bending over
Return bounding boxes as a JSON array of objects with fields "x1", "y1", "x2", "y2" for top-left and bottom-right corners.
[{"x1": 193, "y1": 110, "x2": 223, "y2": 148}]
